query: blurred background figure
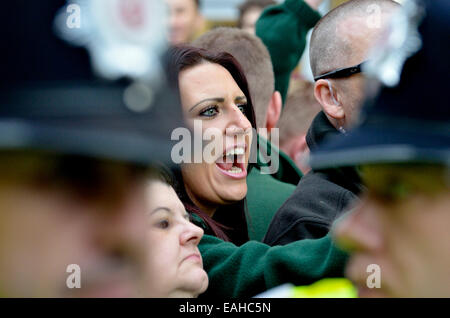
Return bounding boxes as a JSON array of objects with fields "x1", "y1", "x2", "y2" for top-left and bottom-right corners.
[
  {"x1": 166, "y1": 0, "x2": 206, "y2": 45},
  {"x1": 276, "y1": 80, "x2": 321, "y2": 174},
  {"x1": 255, "y1": 0, "x2": 323, "y2": 105},
  {"x1": 238, "y1": 0, "x2": 276, "y2": 34},
  {"x1": 0, "y1": 0, "x2": 182, "y2": 297}
]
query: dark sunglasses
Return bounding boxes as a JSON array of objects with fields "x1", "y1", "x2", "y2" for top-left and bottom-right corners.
[{"x1": 314, "y1": 61, "x2": 367, "y2": 81}]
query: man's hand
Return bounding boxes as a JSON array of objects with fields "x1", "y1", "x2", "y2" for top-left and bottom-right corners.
[{"x1": 304, "y1": 0, "x2": 325, "y2": 10}]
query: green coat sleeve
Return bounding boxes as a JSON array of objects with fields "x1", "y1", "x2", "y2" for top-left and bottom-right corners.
[
  {"x1": 256, "y1": 0, "x2": 321, "y2": 103},
  {"x1": 198, "y1": 233, "x2": 348, "y2": 298}
]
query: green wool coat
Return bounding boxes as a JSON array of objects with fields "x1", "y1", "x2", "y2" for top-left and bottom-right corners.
[
  {"x1": 198, "y1": 233, "x2": 348, "y2": 298},
  {"x1": 256, "y1": 0, "x2": 321, "y2": 104},
  {"x1": 246, "y1": 135, "x2": 302, "y2": 241}
]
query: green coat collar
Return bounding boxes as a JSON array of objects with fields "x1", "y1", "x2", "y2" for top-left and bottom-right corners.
[{"x1": 256, "y1": 134, "x2": 302, "y2": 185}]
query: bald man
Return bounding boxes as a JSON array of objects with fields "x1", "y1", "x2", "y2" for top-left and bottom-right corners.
[
  {"x1": 263, "y1": 0, "x2": 400, "y2": 245},
  {"x1": 311, "y1": 0, "x2": 399, "y2": 130}
]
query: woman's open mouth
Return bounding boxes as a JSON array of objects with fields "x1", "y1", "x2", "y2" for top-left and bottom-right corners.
[{"x1": 215, "y1": 145, "x2": 247, "y2": 179}]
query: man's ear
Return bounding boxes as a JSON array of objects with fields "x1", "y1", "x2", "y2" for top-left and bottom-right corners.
[
  {"x1": 265, "y1": 91, "x2": 282, "y2": 131},
  {"x1": 314, "y1": 79, "x2": 345, "y2": 120}
]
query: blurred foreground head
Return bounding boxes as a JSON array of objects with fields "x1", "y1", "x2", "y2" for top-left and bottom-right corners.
[
  {"x1": 0, "y1": 0, "x2": 183, "y2": 297},
  {"x1": 310, "y1": 0, "x2": 450, "y2": 297}
]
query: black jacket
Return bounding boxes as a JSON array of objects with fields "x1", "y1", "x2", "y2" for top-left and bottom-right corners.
[{"x1": 263, "y1": 111, "x2": 363, "y2": 245}]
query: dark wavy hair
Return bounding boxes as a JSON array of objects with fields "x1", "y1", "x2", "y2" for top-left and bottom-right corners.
[{"x1": 167, "y1": 45, "x2": 257, "y2": 242}]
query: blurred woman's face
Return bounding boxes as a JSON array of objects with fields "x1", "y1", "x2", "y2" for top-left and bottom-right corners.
[
  {"x1": 178, "y1": 62, "x2": 253, "y2": 216},
  {"x1": 145, "y1": 180, "x2": 208, "y2": 298}
]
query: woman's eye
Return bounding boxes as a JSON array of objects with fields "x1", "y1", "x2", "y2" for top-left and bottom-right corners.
[
  {"x1": 200, "y1": 106, "x2": 218, "y2": 117},
  {"x1": 156, "y1": 219, "x2": 170, "y2": 229},
  {"x1": 237, "y1": 104, "x2": 247, "y2": 115}
]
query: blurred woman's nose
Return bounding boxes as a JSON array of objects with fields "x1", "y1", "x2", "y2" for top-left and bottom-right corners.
[
  {"x1": 332, "y1": 199, "x2": 383, "y2": 254},
  {"x1": 180, "y1": 221, "x2": 204, "y2": 246}
]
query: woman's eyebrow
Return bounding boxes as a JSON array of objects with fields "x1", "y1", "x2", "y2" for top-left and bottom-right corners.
[
  {"x1": 235, "y1": 96, "x2": 247, "y2": 102},
  {"x1": 148, "y1": 207, "x2": 172, "y2": 216},
  {"x1": 189, "y1": 97, "x2": 224, "y2": 112}
]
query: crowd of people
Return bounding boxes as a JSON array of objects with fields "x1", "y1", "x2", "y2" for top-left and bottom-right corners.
[{"x1": 0, "y1": 0, "x2": 448, "y2": 299}]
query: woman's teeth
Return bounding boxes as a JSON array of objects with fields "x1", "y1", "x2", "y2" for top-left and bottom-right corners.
[
  {"x1": 215, "y1": 146, "x2": 246, "y2": 175},
  {"x1": 225, "y1": 147, "x2": 245, "y2": 157},
  {"x1": 216, "y1": 161, "x2": 243, "y2": 173},
  {"x1": 228, "y1": 166, "x2": 243, "y2": 174}
]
